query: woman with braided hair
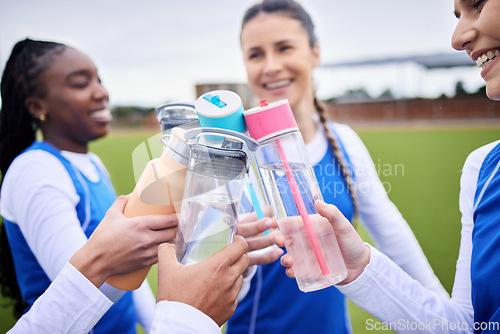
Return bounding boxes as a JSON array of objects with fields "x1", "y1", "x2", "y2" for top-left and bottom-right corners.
[
  {"x1": 0, "y1": 39, "x2": 173, "y2": 333},
  {"x1": 227, "y1": 1, "x2": 448, "y2": 333}
]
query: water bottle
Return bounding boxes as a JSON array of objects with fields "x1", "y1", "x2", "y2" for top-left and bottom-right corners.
[
  {"x1": 106, "y1": 124, "x2": 192, "y2": 290},
  {"x1": 244, "y1": 99, "x2": 347, "y2": 292},
  {"x1": 175, "y1": 127, "x2": 258, "y2": 265},
  {"x1": 195, "y1": 90, "x2": 274, "y2": 255}
]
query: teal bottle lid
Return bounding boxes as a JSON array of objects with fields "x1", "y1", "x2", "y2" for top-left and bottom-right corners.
[{"x1": 194, "y1": 90, "x2": 247, "y2": 133}]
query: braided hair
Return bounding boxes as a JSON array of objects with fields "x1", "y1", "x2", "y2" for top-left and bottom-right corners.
[
  {"x1": 242, "y1": 0, "x2": 359, "y2": 217},
  {"x1": 0, "y1": 38, "x2": 66, "y2": 318},
  {"x1": 314, "y1": 97, "x2": 359, "y2": 216}
]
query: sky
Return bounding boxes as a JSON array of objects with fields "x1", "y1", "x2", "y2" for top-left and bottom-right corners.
[{"x1": 0, "y1": 0, "x2": 484, "y2": 108}]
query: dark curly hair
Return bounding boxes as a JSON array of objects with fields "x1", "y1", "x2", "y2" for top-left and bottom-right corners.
[{"x1": 0, "y1": 38, "x2": 66, "y2": 318}]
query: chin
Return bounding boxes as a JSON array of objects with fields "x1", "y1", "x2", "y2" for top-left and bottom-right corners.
[{"x1": 486, "y1": 86, "x2": 500, "y2": 101}]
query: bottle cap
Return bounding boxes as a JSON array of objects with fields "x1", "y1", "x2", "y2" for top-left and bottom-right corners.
[
  {"x1": 195, "y1": 90, "x2": 246, "y2": 133},
  {"x1": 164, "y1": 127, "x2": 190, "y2": 166},
  {"x1": 243, "y1": 99, "x2": 298, "y2": 143},
  {"x1": 155, "y1": 102, "x2": 198, "y2": 134}
]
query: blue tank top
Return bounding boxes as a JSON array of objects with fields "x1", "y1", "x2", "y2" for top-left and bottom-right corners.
[
  {"x1": 471, "y1": 141, "x2": 500, "y2": 333},
  {"x1": 228, "y1": 127, "x2": 355, "y2": 334},
  {"x1": 3, "y1": 141, "x2": 137, "y2": 334}
]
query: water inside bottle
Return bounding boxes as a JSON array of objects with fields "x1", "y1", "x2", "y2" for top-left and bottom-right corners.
[
  {"x1": 176, "y1": 194, "x2": 239, "y2": 265},
  {"x1": 259, "y1": 162, "x2": 320, "y2": 218},
  {"x1": 259, "y1": 162, "x2": 347, "y2": 291}
]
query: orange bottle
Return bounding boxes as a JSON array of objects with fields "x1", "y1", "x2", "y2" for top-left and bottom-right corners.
[{"x1": 106, "y1": 126, "x2": 190, "y2": 290}]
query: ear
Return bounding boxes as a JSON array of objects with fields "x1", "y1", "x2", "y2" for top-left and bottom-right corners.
[
  {"x1": 311, "y1": 42, "x2": 320, "y2": 68},
  {"x1": 25, "y1": 96, "x2": 47, "y2": 120}
]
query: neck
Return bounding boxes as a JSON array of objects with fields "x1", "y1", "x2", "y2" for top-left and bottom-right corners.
[
  {"x1": 291, "y1": 98, "x2": 317, "y2": 144},
  {"x1": 42, "y1": 133, "x2": 88, "y2": 154}
]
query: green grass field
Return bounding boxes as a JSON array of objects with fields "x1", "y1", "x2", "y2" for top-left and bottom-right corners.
[{"x1": 0, "y1": 125, "x2": 498, "y2": 333}]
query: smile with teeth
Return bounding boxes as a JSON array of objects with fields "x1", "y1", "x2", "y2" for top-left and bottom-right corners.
[
  {"x1": 90, "y1": 108, "x2": 112, "y2": 121},
  {"x1": 264, "y1": 79, "x2": 292, "y2": 90},
  {"x1": 476, "y1": 50, "x2": 500, "y2": 69}
]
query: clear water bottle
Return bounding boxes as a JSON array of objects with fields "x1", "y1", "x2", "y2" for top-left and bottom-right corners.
[
  {"x1": 195, "y1": 90, "x2": 275, "y2": 255},
  {"x1": 175, "y1": 127, "x2": 258, "y2": 265},
  {"x1": 244, "y1": 99, "x2": 347, "y2": 292}
]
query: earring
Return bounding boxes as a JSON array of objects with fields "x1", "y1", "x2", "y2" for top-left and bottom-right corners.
[{"x1": 39, "y1": 114, "x2": 46, "y2": 122}]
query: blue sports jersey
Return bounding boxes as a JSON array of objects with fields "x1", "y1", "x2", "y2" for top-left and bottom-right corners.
[
  {"x1": 4, "y1": 141, "x2": 137, "y2": 334},
  {"x1": 228, "y1": 128, "x2": 355, "y2": 334},
  {"x1": 471, "y1": 141, "x2": 500, "y2": 333}
]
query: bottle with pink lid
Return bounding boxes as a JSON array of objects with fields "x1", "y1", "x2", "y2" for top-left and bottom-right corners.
[{"x1": 244, "y1": 99, "x2": 347, "y2": 292}]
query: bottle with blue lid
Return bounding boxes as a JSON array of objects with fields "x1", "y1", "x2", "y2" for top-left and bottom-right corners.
[{"x1": 195, "y1": 90, "x2": 275, "y2": 256}]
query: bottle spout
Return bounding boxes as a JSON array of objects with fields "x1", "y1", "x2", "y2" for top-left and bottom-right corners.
[{"x1": 203, "y1": 94, "x2": 227, "y2": 108}]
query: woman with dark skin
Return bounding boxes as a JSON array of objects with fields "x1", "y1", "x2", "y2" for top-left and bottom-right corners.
[{"x1": 0, "y1": 39, "x2": 174, "y2": 333}]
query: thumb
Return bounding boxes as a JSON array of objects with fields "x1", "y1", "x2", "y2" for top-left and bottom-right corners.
[
  {"x1": 110, "y1": 195, "x2": 130, "y2": 214},
  {"x1": 158, "y1": 243, "x2": 180, "y2": 272},
  {"x1": 315, "y1": 200, "x2": 350, "y2": 233},
  {"x1": 210, "y1": 236, "x2": 248, "y2": 267},
  {"x1": 157, "y1": 243, "x2": 180, "y2": 303}
]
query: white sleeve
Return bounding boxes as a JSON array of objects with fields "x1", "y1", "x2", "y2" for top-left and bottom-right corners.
[
  {"x1": 336, "y1": 244, "x2": 473, "y2": 334},
  {"x1": 7, "y1": 263, "x2": 112, "y2": 334},
  {"x1": 0, "y1": 151, "x2": 87, "y2": 280},
  {"x1": 335, "y1": 124, "x2": 447, "y2": 296},
  {"x1": 451, "y1": 141, "x2": 499, "y2": 313},
  {"x1": 150, "y1": 301, "x2": 221, "y2": 334},
  {"x1": 0, "y1": 150, "x2": 126, "y2": 302},
  {"x1": 133, "y1": 279, "x2": 156, "y2": 333}
]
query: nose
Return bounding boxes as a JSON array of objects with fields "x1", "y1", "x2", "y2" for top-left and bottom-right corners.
[
  {"x1": 451, "y1": 16, "x2": 477, "y2": 52},
  {"x1": 93, "y1": 81, "x2": 109, "y2": 102},
  {"x1": 263, "y1": 53, "x2": 283, "y2": 75}
]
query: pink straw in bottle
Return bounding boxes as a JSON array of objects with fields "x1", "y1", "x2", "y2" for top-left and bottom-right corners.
[
  {"x1": 275, "y1": 139, "x2": 330, "y2": 276},
  {"x1": 247, "y1": 99, "x2": 329, "y2": 276}
]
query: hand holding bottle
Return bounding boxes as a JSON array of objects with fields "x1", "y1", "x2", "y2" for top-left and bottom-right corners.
[
  {"x1": 276, "y1": 200, "x2": 370, "y2": 285},
  {"x1": 70, "y1": 195, "x2": 178, "y2": 288},
  {"x1": 156, "y1": 236, "x2": 250, "y2": 327},
  {"x1": 236, "y1": 207, "x2": 283, "y2": 266}
]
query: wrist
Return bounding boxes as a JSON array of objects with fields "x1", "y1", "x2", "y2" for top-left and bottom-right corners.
[
  {"x1": 69, "y1": 244, "x2": 109, "y2": 288},
  {"x1": 338, "y1": 244, "x2": 371, "y2": 285}
]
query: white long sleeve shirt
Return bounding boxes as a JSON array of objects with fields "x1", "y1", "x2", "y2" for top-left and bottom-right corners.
[
  {"x1": 308, "y1": 121, "x2": 447, "y2": 295},
  {"x1": 336, "y1": 140, "x2": 500, "y2": 334},
  {"x1": 0, "y1": 149, "x2": 155, "y2": 329},
  {"x1": 8, "y1": 262, "x2": 220, "y2": 334}
]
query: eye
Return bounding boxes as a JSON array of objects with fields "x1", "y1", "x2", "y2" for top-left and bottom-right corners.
[
  {"x1": 247, "y1": 52, "x2": 262, "y2": 60},
  {"x1": 279, "y1": 45, "x2": 292, "y2": 52},
  {"x1": 69, "y1": 79, "x2": 89, "y2": 89},
  {"x1": 67, "y1": 73, "x2": 90, "y2": 88}
]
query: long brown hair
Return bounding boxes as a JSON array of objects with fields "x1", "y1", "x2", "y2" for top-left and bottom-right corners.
[{"x1": 242, "y1": 0, "x2": 359, "y2": 217}]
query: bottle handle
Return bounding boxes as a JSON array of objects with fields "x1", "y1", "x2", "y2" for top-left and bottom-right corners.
[
  {"x1": 184, "y1": 127, "x2": 259, "y2": 171},
  {"x1": 184, "y1": 127, "x2": 258, "y2": 152}
]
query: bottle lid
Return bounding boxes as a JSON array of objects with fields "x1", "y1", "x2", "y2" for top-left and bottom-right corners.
[
  {"x1": 164, "y1": 127, "x2": 190, "y2": 166},
  {"x1": 194, "y1": 90, "x2": 246, "y2": 133},
  {"x1": 155, "y1": 102, "x2": 198, "y2": 134},
  {"x1": 243, "y1": 99, "x2": 298, "y2": 143}
]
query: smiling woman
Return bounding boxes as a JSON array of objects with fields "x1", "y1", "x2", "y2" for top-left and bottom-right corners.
[
  {"x1": 226, "y1": 1, "x2": 448, "y2": 334},
  {"x1": 0, "y1": 39, "x2": 156, "y2": 333}
]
